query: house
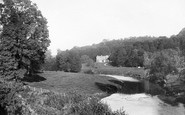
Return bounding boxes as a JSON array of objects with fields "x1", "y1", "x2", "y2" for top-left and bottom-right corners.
[{"x1": 96, "y1": 55, "x2": 109, "y2": 63}]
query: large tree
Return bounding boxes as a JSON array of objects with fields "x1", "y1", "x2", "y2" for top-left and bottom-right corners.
[{"x1": 0, "y1": 0, "x2": 50, "y2": 79}]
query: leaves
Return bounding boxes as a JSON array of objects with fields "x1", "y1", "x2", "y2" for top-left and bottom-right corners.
[
  {"x1": 56, "y1": 50, "x2": 82, "y2": 72},
  {"x1": 0, "y1": 0, "x2": 50, "y2": 79}
]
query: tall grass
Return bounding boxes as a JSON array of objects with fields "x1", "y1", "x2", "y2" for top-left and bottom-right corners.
[{"x1": 20, "y1": 86, "x2": 125, "y2": 115}]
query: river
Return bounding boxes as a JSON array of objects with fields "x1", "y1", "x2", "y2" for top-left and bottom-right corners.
[{"x1": 101, "y1": 75, "x2": 185, "y2": 115}]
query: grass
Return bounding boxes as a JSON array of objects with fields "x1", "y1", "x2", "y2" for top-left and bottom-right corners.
[
  {"x1": 18, "y1": 85, "x2": 126, "y2": 115},
  {"x1": 19, "y1": 65, "x2": 145, "y2": 114},
  {"x1": 82, "y1": 63, "x2": 145, "y2": 78},
  {"x1": 24, "y1": 63, "x2": 145, "y2": 95},
  {"x1": 25, "y1": 71, "x2": 120, "y2": 95}
]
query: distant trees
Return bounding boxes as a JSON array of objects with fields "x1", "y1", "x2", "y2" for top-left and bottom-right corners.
[
  {"x1": 81, "y1": 55, "x2": 91, "y2": 63},
  {"x1": 56, "y1": 50, "x2": 81, "y2": 72},
  {"x1": 0, "y1": 0, "x2": 50, "y2": 79},
  {"x1": 109, "y1": 46, "x2": 144, "y2": 67},
  {"x1": 42, "y1": 50, "x2": 57, "y2": 71},
  {"x1": 42, "y1": 27, "x2": 185, "y2": 75},
  {"x1": 42, "y1": 50, "x2": 82, "y2": 72},
  {"x1": 80, "y1": 55, "x2": 95, "y2": 67}
]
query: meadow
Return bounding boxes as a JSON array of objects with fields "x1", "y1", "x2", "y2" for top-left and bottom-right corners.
[
  {"x1": 25, "y1": 64, "x2": 145, "y2": 95},
  {"x1": 26, "y1": 71, "x2": 116, "y2": 95},
  {"x1": 18, "y1": 65, "x2": 145, "y2": 115},
  {"x1": 15, "y1": 64, "x2": 147, "y2": 114}
]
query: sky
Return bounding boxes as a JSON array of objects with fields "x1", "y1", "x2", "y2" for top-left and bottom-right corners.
[{"x1": 1, "y1": 0, "x2": 185, "y2": 55}]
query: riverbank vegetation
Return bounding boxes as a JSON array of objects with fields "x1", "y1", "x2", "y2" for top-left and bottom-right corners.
[{"x1": 0, "y1": 80, "x2": 125, "y2": 115}]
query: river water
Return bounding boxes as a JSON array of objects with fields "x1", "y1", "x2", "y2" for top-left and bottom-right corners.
[{"x1": 101, "y1": 75, "x2": 185, "y2": 115}]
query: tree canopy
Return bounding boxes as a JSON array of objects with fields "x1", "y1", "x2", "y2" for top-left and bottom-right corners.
[
  {"x1": 0, "y1": 0, "x2": 50, "y2": 79},
  {"x1": 56, "y1": 50, "x2": 82, "y2": 72}
]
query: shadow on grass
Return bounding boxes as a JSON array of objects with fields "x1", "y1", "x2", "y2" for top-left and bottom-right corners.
[
  {"x1": 21, "y1": 74, "x2": 46, "y2": 83},
  {"x1": 95, "y1": 82, "x2": 118, "y2": 94}
]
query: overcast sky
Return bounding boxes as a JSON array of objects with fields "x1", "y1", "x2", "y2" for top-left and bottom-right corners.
[{"x1": 2, "y1": 0, "x2": 185, "y2": 55}]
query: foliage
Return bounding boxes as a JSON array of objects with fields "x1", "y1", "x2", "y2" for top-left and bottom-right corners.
[
  {"x1": 81, "y1": 55, "x2": 91, "y2": 63},
  {"x1": 59, "y1": 28, "x2": 185, "y2": 69},
  {"x1": 0, "y1": 81, "x2": 24, "y2": 115},
  {"x1": 19, "y1": 86, "x2": 125, "y2": 115},
  {"x1": 179, "y1": 69, "x2": 185, "y2": 83},
  {"x1": 70, "y1": 97, "x2": 125, "y2": 115},
  {"x1": 42, "y1": 50, "x2": 57, "y2": 71},
  {"x1": 0, "y1": 0, "x2": 50, "y2": 79},
  {"x1": 41, "y1": 27, "x2": 185, "y2": 69},
  {"x1": 144, "y1": 49, "x2": 185, "y2": 69},
  {"x1": 56, "y1": 50, "x2": 82, "y2": 72},
  {"x1": 147, "y1": 49, "x2": 180, "y2": 87},
  {"x1": 81, "y1": 55, "x2": 95, "y2": 68},
  {"x1": 109, "y1": 46, "x2": 144, "y2": 67},
  {"x1": 86, "y1": 58, "x2": 95, "y2": 67}
]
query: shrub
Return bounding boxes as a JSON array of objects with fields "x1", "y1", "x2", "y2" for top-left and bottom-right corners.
[{"x1": 0, "y1": 81, "x2": 24, "y2": 115}]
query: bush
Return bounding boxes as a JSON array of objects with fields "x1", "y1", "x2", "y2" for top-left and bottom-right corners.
[{"x1": 0, "y1": 81, "x2": 24, "y2": 115}]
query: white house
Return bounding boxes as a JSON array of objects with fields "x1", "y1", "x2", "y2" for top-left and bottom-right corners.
[{"x1": 96, "y1": 55, "x2": 109, "y2": 63}]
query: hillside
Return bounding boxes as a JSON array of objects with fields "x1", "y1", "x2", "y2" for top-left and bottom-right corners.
[{"x1": 65, "y1": 28, "x2": 184, "y2": 62}]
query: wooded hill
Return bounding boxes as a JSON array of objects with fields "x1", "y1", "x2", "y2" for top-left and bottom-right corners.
[
  {"x1": 68, "y1": 28, "x2": 185, "y2": 66},
  {"x1": 44, "y1": 28, "x2": 185, "y2": 71}
]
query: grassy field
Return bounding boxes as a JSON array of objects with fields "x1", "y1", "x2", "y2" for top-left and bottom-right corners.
[
  {"x1": 24, "y1": 64, "x2": 145, "y2": 95},
  {"x1": 82, "y1": 63, "x2": 145, "y2": 77},
  {"x1": 25, "y1": 71, "x2": 120, "y2": 95},
  {"x1": 20, "y1": 65, "x2": 133, "y2": 115}
]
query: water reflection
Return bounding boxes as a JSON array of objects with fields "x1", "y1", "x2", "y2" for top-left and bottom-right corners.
[{"x1": 96, "y1": 78, "x2": 165, "y2": 95}]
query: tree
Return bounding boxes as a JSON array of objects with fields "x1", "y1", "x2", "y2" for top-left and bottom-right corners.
[
  {"x1": 42, "y1": 50, "x2": 57, "y2": 71},
  {"x1": 147, "y1": 50, "x2": 179, "y2": 87},
  {"x1": 0, "y1": 0, "x2": 50, "y2": 79},
  {"x1": 80, "y1": 55, "x2": 95, "y2": 67},
  {"x1": 56, "y1": 50, "x2": 82, "y2": 72},
  {"x1": 108, "y1": 49, "x2": 119, "y2": 66},
  {"x1": 116, "y1": 48, "x2": 127, "y2": 66},
  {"x1": 56, "y1": 51, "x2": 70, "y2": 72},
  {"x1": 68, "y1": 50, "x2": 81, "y2": 72},
  {"x1": 81, "y1": 55, "x2": 91, "y2": 64}
]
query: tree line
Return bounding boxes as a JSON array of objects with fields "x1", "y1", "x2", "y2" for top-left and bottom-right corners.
[{"x1": 43, "y1": 28, "x2": 185, "y2": 72}]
